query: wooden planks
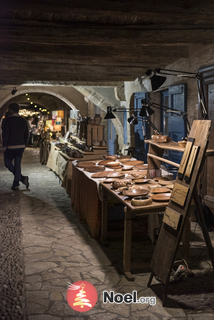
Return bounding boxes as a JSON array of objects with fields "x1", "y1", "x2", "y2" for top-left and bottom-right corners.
[
  {"x1": 178, "y1": 137, "x2": 195, "y2": 180},
  {"x1": 149, "y1": 120, "x2": 212, "y2": 288},
  {"x1": 163, "y1": 207, "x2": 183, "y2": 230},
  {"x1": 171, "y1": 183, "x2": 189, "y2": 207}
]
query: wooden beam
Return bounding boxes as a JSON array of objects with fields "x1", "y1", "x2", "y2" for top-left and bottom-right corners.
[
  {"x1": 1, "y1": 20, "x2": 214, "y2": 45},
  {"x1": 2, "y1": 0, "x2": 214, "y2": 25}
]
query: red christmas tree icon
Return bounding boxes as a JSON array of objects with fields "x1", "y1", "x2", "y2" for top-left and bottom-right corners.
[{"x1": 73, "y1": 283, "x2": 92, "y2": 309}]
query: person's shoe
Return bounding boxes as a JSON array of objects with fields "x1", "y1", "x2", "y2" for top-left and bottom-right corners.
[
  {"x1": 23, "y1": 176, "x2": 29, "y2": 189},
  {"x1": 11, "y1": 186, "x2": 19, "y2": 191}
]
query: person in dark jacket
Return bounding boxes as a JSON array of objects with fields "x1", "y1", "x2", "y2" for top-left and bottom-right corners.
[{"x1": 2, "y1": 103, "x2": 29, "y2": 190}]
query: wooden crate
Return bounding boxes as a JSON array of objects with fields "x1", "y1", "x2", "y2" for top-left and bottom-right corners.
[{"x1": 87, "y1": 124, "x2": 104, "y2": 146}]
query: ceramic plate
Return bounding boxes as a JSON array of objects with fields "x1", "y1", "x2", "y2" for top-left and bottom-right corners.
[
  {"x1": 151, "y1": 193, "x2": 171, "y2": 201},
  {"x1": 151, "y1": 187, "x2": 171, "y2": 193},
  {"x1": 122, "y1": 188, "x2": 150, "y2": 198},
  {"x1": 84, "y1": 166, "x2": 105, "y2": 173}
]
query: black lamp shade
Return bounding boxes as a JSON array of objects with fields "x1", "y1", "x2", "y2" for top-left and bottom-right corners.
[
  {"x1": 139, "y1": 107, "x2": 148, "y2": 117},
  {"x1": 128, "y1": 115, "x2": 134, "y2": 123},
  {"x1": 139, "y1": 106, "x2": 154, "y2": 117},
  {"x1": 145, "y1": 69, "x2": 166, "y2": 91},
  {"x1": 146, "y1": 106, "x2": 155, "y2": 116},
  {"x1": 132, "y1": 118, "x2": 138, "y2": 125},
  {"x1": 104, "y1": 106, "x2": 116, "y2": 119},
  {"x1": 150, "y1": 74, "x2": 167, "y2": 91},
  {"x1": 128, "y1": 115, "x2": 138, "y2": 125}
]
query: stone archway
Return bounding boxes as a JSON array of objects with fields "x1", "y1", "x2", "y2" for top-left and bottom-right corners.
[{"x1": 0, "y1": 88, "x2": 78, "y2": 112}]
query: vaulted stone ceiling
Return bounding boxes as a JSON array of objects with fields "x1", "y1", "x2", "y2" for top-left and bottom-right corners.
[{"x1": 1, "y1": 0, "x2": 214, "y2": 86}]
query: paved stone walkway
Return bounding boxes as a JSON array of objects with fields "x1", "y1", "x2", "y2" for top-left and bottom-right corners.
[{"x1": 0, "y1": 146, "x2": 214, "y2": 320}]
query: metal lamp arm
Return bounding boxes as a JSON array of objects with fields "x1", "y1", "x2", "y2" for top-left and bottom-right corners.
[{"x1": 143, "y1": 118, "x2": 162, "y2": 135}]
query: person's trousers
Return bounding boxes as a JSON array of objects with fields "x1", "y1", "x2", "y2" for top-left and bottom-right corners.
[{"x1": 4, "y1": 148, "x2": 26, "y2": 187}]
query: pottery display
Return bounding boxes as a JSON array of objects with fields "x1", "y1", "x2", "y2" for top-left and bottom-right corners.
[
  {"x1": 94, "y1": 114, "x2": 102, "y2": 125},
  {"x1": 100, "y1": 140, "x2": 107, "y2": 147}
]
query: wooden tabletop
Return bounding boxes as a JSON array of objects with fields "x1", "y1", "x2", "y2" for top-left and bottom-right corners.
[
  {"x1": 145, "y1": 139, "x2": 185, "y2": 152},
  {"x1": 101, "y1": 182, "x2": 169, "y2": 214}
]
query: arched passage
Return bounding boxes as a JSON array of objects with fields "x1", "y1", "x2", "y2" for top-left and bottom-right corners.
[{"x1": 0, "y1": 88, "x2": 78, "y2": 112}]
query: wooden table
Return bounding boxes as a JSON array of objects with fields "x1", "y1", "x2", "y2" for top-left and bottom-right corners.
[{"x1": 100, "y1": 182, "x2": 169, "y2": 281}]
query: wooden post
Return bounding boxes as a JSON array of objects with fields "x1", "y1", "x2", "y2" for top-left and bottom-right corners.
[{"x1": 123, "y1": 207, "x2": 135, "y2": 281}]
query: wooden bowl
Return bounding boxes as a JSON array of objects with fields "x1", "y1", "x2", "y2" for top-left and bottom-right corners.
[
  {"x1": 151, "y1": 187, "x2": 171, "y2": 193},
  {"x1": 178, "y1": 141, "x2": 187, "y2": 147},
  {"x1": 122, "y1": 165, "x2": 134, "y2": 171},
  {"x1": 131, "y1": 196, "x2": 152, "y2": 206},
  {"x1": 151, "y1": 193, "x2": 171, "y2": 201},
  {"x1": 84, "y1": 166, "x2": 105, "y2": 173},
  {"x1": 105, "y1": 161, "x2": 121, "y2": 167},
  {"x1": 106, "y1": 155, "x2": 118, "y2": 161},
  {"x1": 122, "y1": 188, "x2": 150, "y2": 198},
  {"x1": 112, "y1": 180, "x2": 132, "y2": 189}
]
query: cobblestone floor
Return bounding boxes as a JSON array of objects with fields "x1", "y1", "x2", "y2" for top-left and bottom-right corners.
[{"x1": 0, "y1": 146, "x2": 214, "y2": 320}]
